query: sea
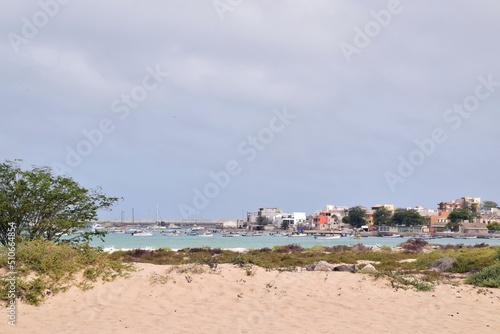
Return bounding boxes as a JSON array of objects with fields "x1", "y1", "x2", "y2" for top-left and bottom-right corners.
[{"x1": 89, "y1": 231, "x2": 500, "y2": 251}]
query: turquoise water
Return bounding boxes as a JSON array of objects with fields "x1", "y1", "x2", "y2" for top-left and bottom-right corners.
[{"x1": 90, "y1": 232, "x2": 500, "y2": 251}]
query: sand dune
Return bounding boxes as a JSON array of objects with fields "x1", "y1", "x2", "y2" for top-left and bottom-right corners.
[{"x1": 3, "y1": 263, "x2": 500, "y2": 334}]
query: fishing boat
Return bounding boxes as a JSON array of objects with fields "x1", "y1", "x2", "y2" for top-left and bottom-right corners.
[
  {"x1": 132, "y1": 230, "x2": 153, "y2": 237},
  {"x1": 383, "y1": 234, "x2": 401, "y2": 238},
  {"x1": 198, "y1": 232, "x2": 214, "y2": 237},
  {"x1": 288, "y1": 233, "x2": 307, "y2": 237},
  {"x1": 222, "y1": 232, "x2": 241, "y2": 237},
  {"x1": 161, "y1": 230, "x2": 183, "y2": 236},
  {"x1": 314, "y1": 234, "x2": 340, "y2": 240},
  {"x1": 241, "y1": 232, "x2": 263, "y2": 237},
  {"x1": 270, "y1": 232, "x2": 289, "y2": 237}
]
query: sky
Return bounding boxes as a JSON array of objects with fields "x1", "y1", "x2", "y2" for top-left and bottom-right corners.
[{"x1": 1, "y1": 0, "x2": 499, "y2": 220}]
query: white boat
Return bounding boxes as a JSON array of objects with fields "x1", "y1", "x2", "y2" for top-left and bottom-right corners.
[
  {"x1": 222, "y1": 232, "x2": 241, "y2": 237},
  {"x1": 162, "y1": 230, "x2": 183, "y2": 236},
  {"x1": 132, "y1": 230, "x2": 153, "y2": 237},
  {"x1": 271, "y1": 232, "x2": 289, "y2": 237},
  {"x1": 383, "y1": 234, "x2": 401, "y2": 238},
  {"x1": 125, "y1": 228, "x2": 142, "y2": 234},
  {"x1": 91, "y1": 223, "x2": 105, "y2": 231},
  {"x1": 198, "y1": 232, "x2": 213, "y2": 237},
  {"x1": 241, "y1": 232, "x2": 263, "y2": 237},
  {"x1": 288, "y1": 233, "x2": 308, "y2": 237},
  {"x1": 314, "y1": 235, "x2": 340, "y2": 240}
]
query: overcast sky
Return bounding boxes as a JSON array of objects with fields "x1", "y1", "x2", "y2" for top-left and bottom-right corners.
[{"x1": 1, "y1": 0, "x2": 499, "y2": 220}]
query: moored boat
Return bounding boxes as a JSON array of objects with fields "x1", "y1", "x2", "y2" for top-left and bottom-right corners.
[
  {"x1": 241, "y1": 232, "x2": 263, "y2": 237},
  {"x1": 132, "y1": 230, "x2": 153, "y2": 237},
  {"x1": 222, "y1": 232, "x2": 241, "y2": 237},
  {"x1": 288, "y1": 233, "x2": 307, "y2": 237},
  {"x1": 314, "y1": 234, "x2": 340, "y2": 240}
]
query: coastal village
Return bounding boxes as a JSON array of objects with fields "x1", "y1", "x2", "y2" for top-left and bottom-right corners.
[
  {"x1": 97, "y1": 196, "x2": 500, "y2": 238},
  {"x1": 239, "y1": 196, "x2": 500, "y2": 237}
]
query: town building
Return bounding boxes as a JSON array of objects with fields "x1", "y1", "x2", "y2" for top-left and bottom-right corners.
[
  {"x1": 311, "y1": 205, "x2": 349, "y2": 230},
  {"x1": 246, "y1": 207, "x2": 283, "y2": 223},
  {"x1": 274, "y1": 212, "x2": 307, "y2": 230},
  {"x1": 438, "y1": 197, "x2": 481, "y2": 213}
]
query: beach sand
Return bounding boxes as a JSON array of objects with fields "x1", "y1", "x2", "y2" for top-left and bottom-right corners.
[{"x1": 3, "y1": 263, "x2": 500, "y2": 334}]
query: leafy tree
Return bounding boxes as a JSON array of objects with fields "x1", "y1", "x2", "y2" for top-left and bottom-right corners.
[
  {"x1": 0, "y1": 161, "x2": 119, "y2": 247},
  {"x1": 345, "y1": 206, "x2": 367, "y2": 228},
  {"x1": 256, "y1": 215, "x2": 270, "y2": 226},
  {"x1": 446, "y1": 208, "x2": 473, "y2": 232},
  {"x1": 280, "y1": 220, "x2": 290, "y2": 230},
  {"x1": 487, "y1": 222, "x2": 500, "y2": 231},
  {"x1": 482, "y1": 201, "x2": 499, "y2": 211},
  {"x1": 373, "y1": 207, "x2": 392, "y2": 226},
  {"x1": 390, "y1": 208, "x2": 425, "y2": 226},
  {"x1": 448, "y1": 208, "x2": 473, "y2": 223}
]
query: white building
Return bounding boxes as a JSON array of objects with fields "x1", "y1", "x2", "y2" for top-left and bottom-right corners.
[{"x1": 274, "y1": 212, "x2": 307, "y2": 229}]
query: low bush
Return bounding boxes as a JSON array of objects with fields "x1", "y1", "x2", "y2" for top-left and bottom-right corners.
[
  {"x1": 274, "y1": 244, "x2": 304, "y2": 254},
  {"x1": 447, "y1": 247, "x2": 498, "y2": 273},
  {"x1": 465, "y1": 263, "x2": 500, "y2": 288},
  {"x1": 0, "y1": 240, "x2": 133, "y2": 305},
  {"x1": 399, "y1": 239, "x2": 428, "y2": 253}
]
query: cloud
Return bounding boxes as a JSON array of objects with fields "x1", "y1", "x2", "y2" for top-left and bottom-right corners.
[{"x1": 1, "y1": 0, "x2": 499, "y2": 218}]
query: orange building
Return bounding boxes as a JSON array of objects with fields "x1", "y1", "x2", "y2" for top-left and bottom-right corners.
[{"x1": 429, "y1": 211, "x2": 449, "y2": 232}]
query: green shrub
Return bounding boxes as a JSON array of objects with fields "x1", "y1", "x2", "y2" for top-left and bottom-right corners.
[
  {"x1": 465, "y1": 263, "x2": 500, "y2": 288},
  {"x1": 0, "y1": 240, "x2": 133, "y2": 305},
  {"x1": 399, "y1": 239, "x2": 428, "y2": 253},
  {"x1": 448, "y1": 247, "x2": 498, "y2": 273}
]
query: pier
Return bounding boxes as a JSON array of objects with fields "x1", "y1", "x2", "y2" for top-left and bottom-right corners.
[{"x1": 92, "y1": 218, "x2": 237, "y2": 229}]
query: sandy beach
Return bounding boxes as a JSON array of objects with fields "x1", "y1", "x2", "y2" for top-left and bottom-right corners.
[{"x1": 3, "y1": 263, "x2": 499, "y2": 334}]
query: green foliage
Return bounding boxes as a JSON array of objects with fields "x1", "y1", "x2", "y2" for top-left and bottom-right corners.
[
  {"x1": 465, "y1": 263, "x2": 500, "y2": 288},
  {"x1": 481, "y1": 200, "x2": 499, "y2": 211},
  {"x1": 280, "y1": 220, "x2": 290, "y2": 230},
  {"x1": 487, "y1": 222, "x2": 500, "y2": 231},
  {"x1": 447, "y1": 246, "x2": 498, "y2": 273},
  {"x1": 0, "y1": 240, "x2": 133, "y2": 305},
  {"x1": 391, "y1": 208, "x2": 425, "y2": 226},
  {"x1": 373, "y1": 207, "x2": 392, "y2": 226},
  {"x1": 346, "y1": 206, "x2": 367, "y2": 228},
  {"x1": 256, "y1": 216, "x2": 270, "y2": 226},
  {"x1": 446, "y1": 208, "x2": 474, "y2": 232},
  {"x1": 0, "y1": 161, "x2": 119, "y2": 246}
]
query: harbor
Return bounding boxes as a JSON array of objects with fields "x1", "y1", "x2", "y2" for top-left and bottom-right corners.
[{"x1": 88, "y1": 229, "x2": 500, "y2": 252}]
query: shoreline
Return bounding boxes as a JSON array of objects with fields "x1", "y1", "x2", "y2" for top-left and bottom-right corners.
[{"x1": 92, "y1": 233, "x2": 500, "y2": 252}]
